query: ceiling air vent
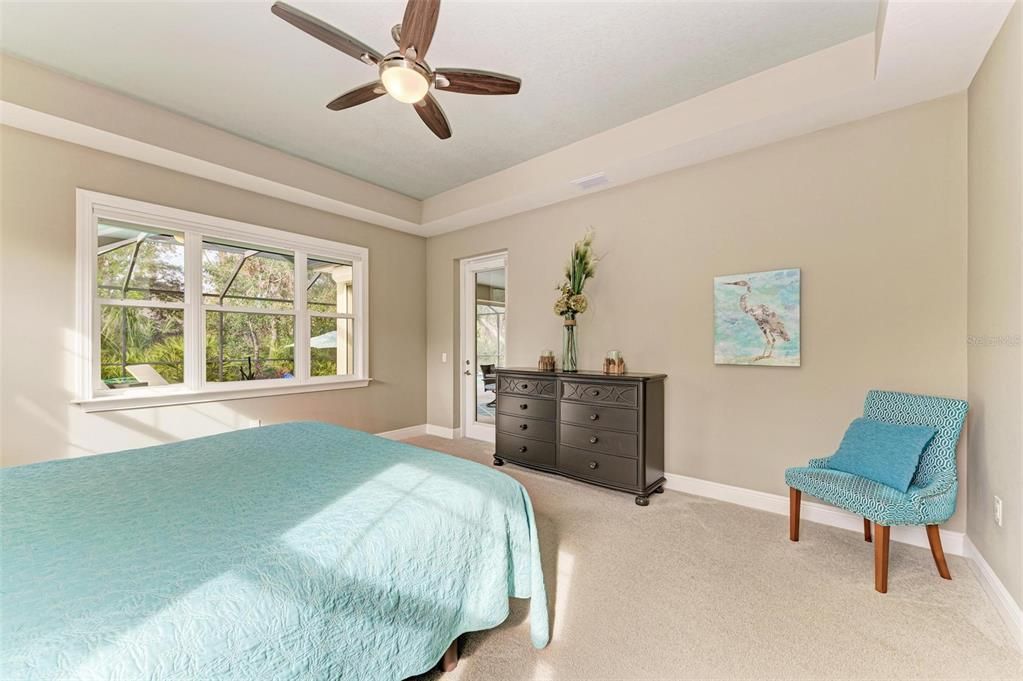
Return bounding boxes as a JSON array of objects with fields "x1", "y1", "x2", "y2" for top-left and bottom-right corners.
[{"x1": 571, "y1": 172, "x2": 609, "y2": 191}]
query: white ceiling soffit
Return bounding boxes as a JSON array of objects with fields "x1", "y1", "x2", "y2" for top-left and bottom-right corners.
[
  {"x1": 418, "y1": 0, "x2": 1015, "y2": 235},
  {"x1": 0, "y1": 1, "x2": 1014, "y2": 238},
  {"x1": 0, "y1": 54, "x2": 422, "y2": 233},
  {"x1": 0, "y1": 1, "x2": 878, "y2": 200}
]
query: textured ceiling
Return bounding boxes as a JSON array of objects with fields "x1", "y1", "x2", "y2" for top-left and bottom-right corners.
[{"x1": 0, "y1": 1, "x2": 878, "y2": 199}]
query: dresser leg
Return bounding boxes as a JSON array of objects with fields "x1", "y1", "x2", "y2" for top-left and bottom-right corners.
[
  {"x1": 493, "y1": 456, "x2": 505, "y2": 466},
  {"x1": 654, "y1": 485, "x2": 665, "y2": 494},
  {"x1": 635, "y1": 495, "x2": 650, "y2": 506}
]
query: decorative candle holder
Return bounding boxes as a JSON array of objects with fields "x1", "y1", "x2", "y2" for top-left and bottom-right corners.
[
  {"x1": 538, "y1": 350, "x2": 556, "y2": 372},
  {"x1": 603, "y1": 350, "x2": 626, "y2": 375}
]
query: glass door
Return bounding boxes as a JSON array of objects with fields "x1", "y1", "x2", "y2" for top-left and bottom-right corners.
[{"x1": 462, "y1": 254, "x2": 507, "y2": 441}]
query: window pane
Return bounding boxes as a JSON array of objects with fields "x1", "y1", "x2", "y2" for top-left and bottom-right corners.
[
  {"x1": 100, "y1": 305, "x2": 184, "y2": 387},
  {"x1": 97, "y1": 221, "x2": 184, "y2": 302},
  {"x1": 202, "y1": 240, "x2": 295, "y2": 310},
  {"x1": 310, "y1": 316, "x2": 354, "y2": 377},
  {"x1": 307, "y1": 257, "x2": 353, "y2": 314},
  {"x1": 205, "y1": 311, "x2": 295, "y2": 382}
]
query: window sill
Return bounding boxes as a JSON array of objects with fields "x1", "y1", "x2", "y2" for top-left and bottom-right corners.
[{"x1": 73, "y1": 378, "x2": 372, "y2": 413}]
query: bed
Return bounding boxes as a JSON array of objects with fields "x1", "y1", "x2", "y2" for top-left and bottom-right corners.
[{"x1": 1, "y1": 422, "x2": 549, "y2": 680}]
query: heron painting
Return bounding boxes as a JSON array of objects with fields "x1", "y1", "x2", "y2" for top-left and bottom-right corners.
[{"x1": 714, "y1": 268, "x2": 800, "y2": 366}]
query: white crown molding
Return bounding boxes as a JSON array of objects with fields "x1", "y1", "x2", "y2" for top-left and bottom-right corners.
[
  {"x1": 419, "y1": 32, "x2": 876, "y2": 234},
  {"x1": 1, "y1": 1, "x2": 1013, "y2": 238},
  {"x1": 0, "y1": 100, "x2": 421, "y2": 235},
  {"x1": 420, "y1": 0, "x2": 1014, "y2": 235}
]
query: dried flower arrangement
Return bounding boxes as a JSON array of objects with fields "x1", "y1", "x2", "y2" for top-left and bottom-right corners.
[
  {"x1": 553, "y1": 230, "x2": 597, "y2": 320},
  {"x1": 554, "y1": 230, "x2": 597, "y2": 371}
]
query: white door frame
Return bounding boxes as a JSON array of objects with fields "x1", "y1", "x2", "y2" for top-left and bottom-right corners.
[{"x1": 460, "y1": 252, "x2": 508, "y2": 442}]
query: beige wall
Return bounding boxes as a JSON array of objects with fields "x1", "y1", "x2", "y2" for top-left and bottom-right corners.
[
  {"x1": 967, "y1": 2, "x2": 1022, "y2": 607},
  {"x1": 427, "y1": 95, "x2": 970, "y2": 531},
  {"x1": 0, "y1": 126, "x2": 427, "y2": 467}
]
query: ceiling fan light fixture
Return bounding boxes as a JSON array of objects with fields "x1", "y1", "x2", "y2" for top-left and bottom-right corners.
[
  {"x1": 271, "y1": 1, "x2": 521, "y2": 140},
  {"x1": 379, "y1": 57, "x2": 430, "y2": 104}
]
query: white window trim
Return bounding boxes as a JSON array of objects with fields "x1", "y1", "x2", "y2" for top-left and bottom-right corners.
[{"x1": 74, "y1": 189, "x2": 370, "y2": 412}]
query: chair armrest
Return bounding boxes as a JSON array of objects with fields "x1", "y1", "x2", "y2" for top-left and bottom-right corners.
[
  {"x1": 908, "y1": 479, "x2": 955, "y2": 503},
  {"x1": 808, "y1": 456, "x2": 832, "y2": 469}
]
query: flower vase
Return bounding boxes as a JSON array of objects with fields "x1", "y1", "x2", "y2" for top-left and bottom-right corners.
[{"x1": 562, "y1": 318, "x2": 578, "y2": 372}]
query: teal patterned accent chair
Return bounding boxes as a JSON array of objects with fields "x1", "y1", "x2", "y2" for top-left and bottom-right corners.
[{"x1": 785, "y1": 390, "x2": 968, "y2": 593}]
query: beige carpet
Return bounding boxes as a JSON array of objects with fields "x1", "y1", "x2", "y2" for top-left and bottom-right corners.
[{"x1": 403, "y1": 435, "x2": 1022, "y2": 681}]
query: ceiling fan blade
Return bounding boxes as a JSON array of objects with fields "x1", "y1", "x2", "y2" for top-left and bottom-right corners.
[
  {"x1": 327, "y1": 82, "x2": 385, "y2": 111},
  {"x1": 399, "y1": 0, "x2": 441, "y2": 61},
  {"x1": 434, "y1": 68, "x2": 521, "y2": 95},
  {"x1": 414, "y1": 93, "x2": 451, "y2": 139},
  {"x1": 271, "y1": 2, "x2": 382, "y2": 64}
]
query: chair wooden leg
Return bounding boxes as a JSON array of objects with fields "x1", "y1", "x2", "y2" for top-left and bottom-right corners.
[
  {"x1": 873, "y1": 523, "x2": 890, "y2": 593},
  {"x1": 789, "y1": 488, "x2": 801, "y2": 541},
  {"x1": 863, "y1": 518, "x2": 872, "y2": 542},
  {"x1": 926, "y1": 524, "x2": 952, "y2": 580},
  {"x1": 439, "y1": 638, "x2": 459, "y2": 672}
]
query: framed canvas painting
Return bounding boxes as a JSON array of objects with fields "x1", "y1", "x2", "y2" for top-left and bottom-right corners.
[{"x1": 714, "y1": 268, "x2": 800, "y2": 366}]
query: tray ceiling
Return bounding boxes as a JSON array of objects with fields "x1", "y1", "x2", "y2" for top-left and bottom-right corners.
[{"x1": 0, "y1": 1, "x2": 878, "y2": 199}]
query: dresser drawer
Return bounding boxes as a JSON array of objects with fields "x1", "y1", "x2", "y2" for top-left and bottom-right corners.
[
  {"x1": 496, "y1": 433, "x2": 556, "y2": 468},
  {"x1": 497, "y1": 413, "x2": 556, "y2": 442},
  {"x1": 560, "y1": 401, "x2": 638, "y2": 432},
  {"x1": 558, "y1": 445, "x2": 637, "y2": 488},
  {"x1": 497, "y1": 394, "x2": 556, "y2": 420},
  {"x1": 561, "y1": 380, "x2": 639, "y2": 408},
  {"x1": 559, "y1": 422, "x2": 637, "y2": 459},
  {"x1": 498, "y1": 375, "x2": 557, "y2": 399}
]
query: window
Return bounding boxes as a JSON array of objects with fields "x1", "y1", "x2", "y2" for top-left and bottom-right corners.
[
  {"x1": 306, "y1": 257, "x2": 356, "y2": 378},
  {"x1": 202, "y1": 240, "x2": 297, "y2": 383},
  {"x1": 76, "y1": 190, "x2": 369, "y2": 411}
]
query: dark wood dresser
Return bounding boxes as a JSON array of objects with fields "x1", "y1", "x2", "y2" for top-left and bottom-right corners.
[{"x1": 494, "y1": 368, "x2": 667, "y2": 505}]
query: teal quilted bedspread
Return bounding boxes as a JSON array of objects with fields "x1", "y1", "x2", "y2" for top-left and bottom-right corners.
[{"x1": 1, "y1": 422, "x2": 549, "y2": 680}]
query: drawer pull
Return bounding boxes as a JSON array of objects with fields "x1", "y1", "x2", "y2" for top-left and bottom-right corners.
[
  {"x1": 520, "y1": 383, "x2": 530, "y2": 390},
  {"x1": 519, "y1": 403, "x2": 528, "y2": 410},
  {"x1": 588, "y1": 461, "x2": 599, "y2": 470},
  {"x1": 591, "y1": 389, "x2": 601, "y2": 396},
  {"x1": 519, "y1": 446, "x2": 528, "y2": 453},
  {"x1": 519, "y1": 423, "x2": 528, "y2": 431},
  {"x1": 589, "y1": 435, "x2": 599, "y2": 444},
  {"x1": 589, "y1": 413, "x2": 599, "y2": 421}
]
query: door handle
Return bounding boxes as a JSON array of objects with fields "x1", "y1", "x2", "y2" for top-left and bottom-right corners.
[{"x1": 464, "y1": 370, "x2": 472, "y2": 376}]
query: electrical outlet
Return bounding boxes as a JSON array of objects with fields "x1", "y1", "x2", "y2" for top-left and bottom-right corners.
[
  {"x1": 441, "y1": 352, "x2": 447, "y2": 363},
  {"x1": 994, "y1": 496, "x2": 1003, "y2": 527}
]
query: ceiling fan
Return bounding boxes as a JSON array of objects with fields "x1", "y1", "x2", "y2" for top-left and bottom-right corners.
[{"x1": 271, "y1": 0, "x2": 521, "y2": 140}]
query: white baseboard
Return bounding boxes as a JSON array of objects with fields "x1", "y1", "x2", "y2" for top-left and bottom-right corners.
[
  {"x1": 662, "y1": 472, "x2": 965, "y2": 555},
  {"x1": 375, "y1": 424, "x2": 463, "y2": 440},
  {"x1": 963, "y1": 536, "x2": 1023, "y2": 648},
  {"x1": 425, "y1": 424, "x2": 462, "y2": 439},
  {"x1": 374, "y1": 424, "x2": 428, "y2": 440}
]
